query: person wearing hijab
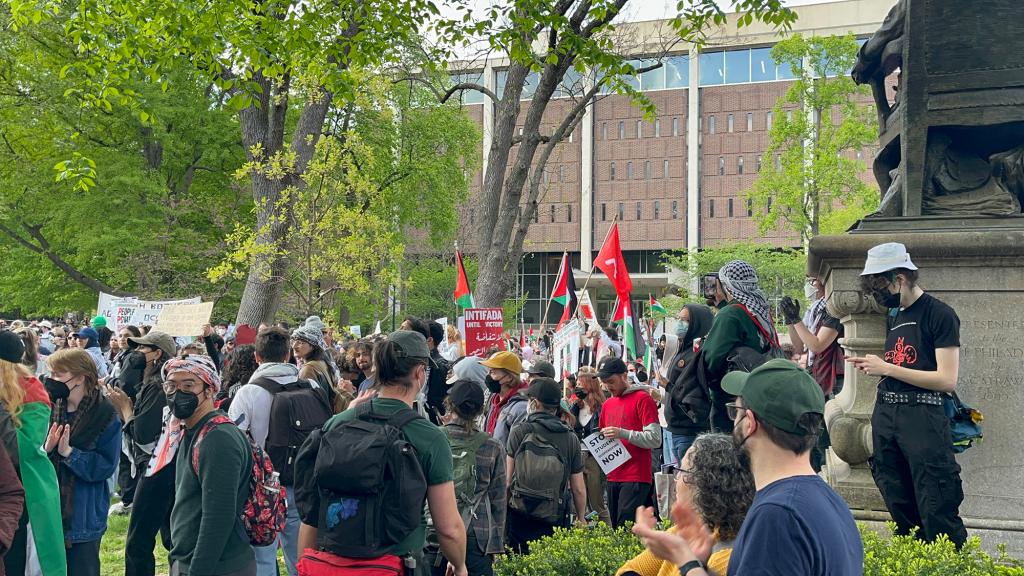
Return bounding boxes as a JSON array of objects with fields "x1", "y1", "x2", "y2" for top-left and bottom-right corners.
[
  {"x1": 700, "y1": 261, "x2": 781, "y2": 432},
  {"x1": 663, "y1": 304, "x2": 715, "y2": 462}
]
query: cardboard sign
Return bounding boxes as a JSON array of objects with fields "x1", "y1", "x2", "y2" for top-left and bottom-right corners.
[
  {"x1": 152, "y1": 302, "x2": 215, "y2": 337},
  {"x1": 583, "y1": 431, "x2": 632, "y2": 475},
  {"x1": 464, "y1": 308, "x2": 505, "y2": 358},
  {"x1": 552, "y1": 318, "x2": 582, "y2": 381},
  {"x1": 97, "y1": 292, "x2": 201, "y2": 332}
]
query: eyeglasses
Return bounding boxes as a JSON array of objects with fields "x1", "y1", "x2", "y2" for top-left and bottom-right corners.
[
  {"x1": 162, "y1": 380, "x2": 204, "y2": 394},
  {"x1": 725, "y1": 402, "x2": 749, "y2": 421},
  {"x1": 663, "y1": 464, "x2": 696, "y2": 480}
]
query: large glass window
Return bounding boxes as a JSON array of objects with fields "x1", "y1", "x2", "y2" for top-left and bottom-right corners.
[
  {"x1": 724, "y1": 50, "x2": 750, "y2": 84},
  {"x1": 777, "y1": 59, "x2": 800, "y2": 80},
  {"x1": 699, "y1": 52, "x2": 724, "y2": 86},
  {"x1": 449, "y1": 71, "x2": 486, "y2": 104},
  {"x1": 495, "y1": 69, "x2": 540, "y2": 100},
  {"x1": 639, "y1": 59, "x2": 665, "y2": 91},
  {"x1": 665, "y1": 56, "x2": 689, "y2": 88},
  {"x1": 623, "y1": 59, "x2": 642, "y2": 90},
  {"x1": 750, "y1": 48, "x2": 776, "y2": 82}
]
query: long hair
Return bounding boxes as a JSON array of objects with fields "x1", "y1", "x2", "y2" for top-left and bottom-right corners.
[
  {"x1": 47, "y1": 349, "x2": 100, "y2": 393},
  {"x1": 0, "y1": 359, "x2": 28, "y2": 426},
  {"x1": 577, "y1": 366, "x2": 604, "y2": 412}
]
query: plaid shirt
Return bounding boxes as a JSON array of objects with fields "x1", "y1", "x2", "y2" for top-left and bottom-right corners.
[{"x1": 443, "y1": 425, "x2": 507, "y2": 555}]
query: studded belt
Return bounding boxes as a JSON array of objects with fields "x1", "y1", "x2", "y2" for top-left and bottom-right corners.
[{"x1": 878, "y1": 390, "x2": 944, "y2": 406}]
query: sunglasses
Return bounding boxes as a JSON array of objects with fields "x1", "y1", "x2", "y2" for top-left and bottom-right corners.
[{"x1": 725, "y1": 402, "x2": 750, "y2": 421}]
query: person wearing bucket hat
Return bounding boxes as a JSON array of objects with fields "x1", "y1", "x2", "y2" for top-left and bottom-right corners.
[
  {"x1": 632, "y1": 359, "x2": 861, "y2": 576},
  {"x1": 851, "y1": 241, "x2": 968, "y2": 548},
  {"x1": 292, "y1": 331, "x2": 469, "y2": 576},
  {"x1": 481, "y1": 351, "x2": 528, "y2": 446}
]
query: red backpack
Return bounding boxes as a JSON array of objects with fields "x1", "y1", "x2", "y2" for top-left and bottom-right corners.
[{"x1": 192, "y1": 414, "x2": 287, "y2": 546}]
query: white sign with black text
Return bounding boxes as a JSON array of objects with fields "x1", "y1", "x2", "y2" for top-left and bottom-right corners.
[{"x1": 583, "y1": 431, "x2": 632, "y2": 475}]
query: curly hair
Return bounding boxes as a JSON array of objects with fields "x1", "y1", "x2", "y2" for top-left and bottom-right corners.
[
  {"x1": 683, "y1": 433, "x2": 755, "y2": 541},
  {"x1": 222, "y1": 345, "x2": 258, "y2": 389}
]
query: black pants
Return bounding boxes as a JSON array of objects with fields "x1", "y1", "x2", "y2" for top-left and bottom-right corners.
[
  {"x1": 707, "y1": 380, "x2": 735, "y2": 434},
  {"x1": 424, "y1": 530, "x2": 493, "y2": 576},
  {"x1": 506, "y1": 508, "x2": 558, "y2": 555},
  {"x1": 118, "y1": 450, "x2": 139, "y2": 505},
  {"x1": 126, "y1": 462, "x2": 176, "y2": 576},
  {"x1": 606, "y1": 482, "x2": 652, "y2": 528},
  {"x1": 870, "y1": 401, "x2": 967, "y2": 548},
  {"x1": 68, "y1": 539, "x2": 102, "y2": 576}
]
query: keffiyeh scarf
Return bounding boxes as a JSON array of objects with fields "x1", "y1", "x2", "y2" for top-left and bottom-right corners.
[{"x1": 718, "y1": 260, "x2": 778, "y2": 344}]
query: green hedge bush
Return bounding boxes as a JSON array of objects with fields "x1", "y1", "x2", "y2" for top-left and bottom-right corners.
[{"x1": 493, "y1": 521, "x2": 1024, "y2": 576}]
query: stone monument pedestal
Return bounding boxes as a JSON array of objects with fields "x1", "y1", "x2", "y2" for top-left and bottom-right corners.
[{"x1": 809, "y1": 220, "x2": 1024, "y2": 557}]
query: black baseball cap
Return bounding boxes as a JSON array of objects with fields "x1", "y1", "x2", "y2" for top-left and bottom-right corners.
[
  {"x1": 527, "y1": 359, "x2": 555, "y2": 378},
  {"x1": 447, "y1": 379, "x2": 485, "y2": 416},
  {"x1": 525, "y1": 377, "x2": 562, "y2": 407},
  {"x1": 0, "y1": 331, "x2": 24, "y2": 363},
  {"x1": 721, "y1": 359, "x2": 825, "y2": 435},
  {"x1": 597, "y1": 356, "x2": 628, "y2": 379}
]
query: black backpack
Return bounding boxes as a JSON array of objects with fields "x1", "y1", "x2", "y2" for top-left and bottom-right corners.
[
  {"x1": 508, "y1": 422, "x2": 569, "y2": 524},
  {"x1": 251, "y1": 376, "x2": 333, "y2": 486},
  {"x1": 309, "y1": 403, "x2": 428, "y2": 558},
  {"x1": 725, "y1": 304, "x2": 784, "y2": 372}
]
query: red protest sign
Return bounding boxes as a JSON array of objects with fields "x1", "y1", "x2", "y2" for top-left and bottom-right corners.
[{"x1": 464, "y1": 308, "x2": 506, "y2": 358}]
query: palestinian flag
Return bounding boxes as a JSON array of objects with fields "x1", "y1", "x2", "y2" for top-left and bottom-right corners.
[
  {"x1": 454, "y1": 249, "x2": 475, "y2": 309},
  {"x1": 550, "y1": 252, "x2": 578, "y2": 328},
  {"x1": 649, "y1": 295, "x2": 667, "y2": 315},
  {"x1": 609, "y1": 295, "x2": 624, "y2": 325},
  {"x1": 620, "y1": 296, "x2": 647, "y2": 361}
]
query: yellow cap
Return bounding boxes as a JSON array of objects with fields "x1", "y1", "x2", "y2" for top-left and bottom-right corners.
[{"x1": 480, "y1": 351, "x2": 523, "y2": 375}]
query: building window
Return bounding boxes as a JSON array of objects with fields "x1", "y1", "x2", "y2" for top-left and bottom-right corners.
[
  {"x1": 635, "y1": 202, "x2": 642, "y2": 220},
  {"x1": 786, "y1": 109, "x2": 793, "y2": 122},
  {"x1": 534, "y1": 207, "x2": 539, "y2": 223},
  {"x1": 746, "y1": 199, "x2": 753, "y2": 217},
  {"x1": 767, "y1": 197, "x2": 773, "y2": 213},
  {"x1": 727, "y1": 114, "x2": 734, "y2": 132},
  {"x1": 559, "y1": 165, "x2": 566, "y2": 182},
  {"x1": 568, "y1": 129, "x2": 573, "y2": 143},
  {"x1": 636, "y1": 120, "x2": 642, "y2": 139},
  {"x1": 856, "y1": 150, "x2": 864, "y2": 160},
  {"x1": 627, "y1": 161, "x2": 634, "y2": 179},
  {"x1": 672, "y1": 117, "x2": 679, "y2": 136},
  {"x1": 567, "y1": 205, "x2": 572, "y2": 223},
  {"x1": 728, "y1": 198, "x2": 734, "y2": 217},
  {"x1": 543, "y1": 170, "x2": 550, "y2": 184},
  {"x1": 775, "y1": 154, "x2": 782, "y2": 171},
  {"x1": 746, "y1": 112, "x2": 753, "y2": 132},
  {"x1": 663, "y1": 159, "x2": 670, "y2": 178},
  {"x1": 618, "y1": 121, "x2": 625, "y2": 139},
  {"x1": 737, "y1": 156, "x2": 744, "y2": 175},
  {"x1": 602, "y1": 122, "x2": 607, "y2": 140},
  {"x1": 550, "y1": 205, "x2": 555, "y2": 223},
  {"x1": 601, "y1": 203, "x2": 606, "y2": 221},
  {"x1": 672, "y1": 200, "x2": 679, "y2": 219},
  {"x1": 518, "y1": 127, "x2": 523, "y2": 136},
  {"x1": 470, "y1": 208, "x2": 474, "y2": 224},
  {"x1": 766, "y1": 111, "x2": 772, "y2": 130},
  {"x1": 618, "y1": 203, "x2": 624, "y2": 221},
  {"x1": 718, "y1": 157, "x2": 725, "y2": 176},
  {"x1": 610, "y1": 162, "x2": 616, "y2": 180},
  {"x1": 756, "y1": 156, "x2": 762, "y2": 173},
  {"x1": 655, "y1": 119, "x2": 661, "y2": 137},
  {"x1": 654, "y1": 200, "x2": 660, "y2": 219},
  {"x1": 644, "y1": 160, "x2": 651, "y2": 180},
  {"x1": 708, "y1": 115, "x2": 716, "y2": 134},
  {"x1": 709, "y1": 199, "x2": 715, "y2": 218}
]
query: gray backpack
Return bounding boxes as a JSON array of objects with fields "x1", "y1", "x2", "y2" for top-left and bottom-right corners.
[{"x1": 509, "y1": 423, "x2": 568, "y2": 524}]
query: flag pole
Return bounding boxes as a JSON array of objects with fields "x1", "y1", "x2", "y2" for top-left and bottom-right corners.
[{"x1": 576, "y1": 212, "x2": 620, "y2": 311}]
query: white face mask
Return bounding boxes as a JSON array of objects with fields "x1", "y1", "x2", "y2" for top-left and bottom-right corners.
[{"x1": 804, "y1": 282, "x2": 818, "y2": 300}]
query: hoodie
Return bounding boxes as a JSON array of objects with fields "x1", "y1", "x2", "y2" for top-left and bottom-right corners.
[
  {"x1": 227, "y1": 362, "x2": 299, "y2": 450},
  {"x1": 76, "y1": 328, "x2": 109, "y2": 379},
  {"x1": 599, "y1": 384, "x2": 661, "y2": 483},
  {"x1": 666, "y1": 304, "x2": 715, "y2": 435}
]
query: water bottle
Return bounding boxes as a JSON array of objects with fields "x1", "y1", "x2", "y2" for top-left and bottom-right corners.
[{"x1": 265, "y1": 471, "x2": 281, "y2": 495}]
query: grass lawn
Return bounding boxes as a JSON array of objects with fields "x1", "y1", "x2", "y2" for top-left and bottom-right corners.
[{"x1": 99, "y1": 514, "x2": 169, "y2": 576}]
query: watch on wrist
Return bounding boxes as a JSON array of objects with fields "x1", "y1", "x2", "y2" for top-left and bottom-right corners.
[{"x1": 678, "y1": 559, "x2": 704, "y2": 576}]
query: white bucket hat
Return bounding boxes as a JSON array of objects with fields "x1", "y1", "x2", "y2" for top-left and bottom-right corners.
[{"x1": 861, "y1": 242, "x2": 918, "y2": 276}]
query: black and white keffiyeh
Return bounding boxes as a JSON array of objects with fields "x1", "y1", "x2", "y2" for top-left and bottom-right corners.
[{"x1": 718, "y1": 260, "x2": 777, "y2": 342}]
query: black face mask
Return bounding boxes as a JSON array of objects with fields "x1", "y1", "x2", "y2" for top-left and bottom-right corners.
[
  {"x1": 484, "y1": 375, "x2": 502, "y2": 394},
  {"x1": 574, "y1": 388, "x2": 588, "y2": 400},
  {"x1": 167, "y1": 390, "x2": 201, "y2": 420},
  {"x1": 44, "y1": 377, "x2": 71, "y2": 401},
  {"x1": 872, "y1": 288, "x2": 901, "y2": 309}
]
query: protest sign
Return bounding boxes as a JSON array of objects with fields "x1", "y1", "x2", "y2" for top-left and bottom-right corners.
[
  {"x1": 463, "y1": 308, "x2": 505, "y2": 358},
  {"x1": 153, "y1": 302, "x2": 215, "y2": 337},
  {"x1": 97, "y1": 292, "x2": 201, "y2": 332},
  {"x1": 551, "y1": 318, "x2": 582, "y2": 381},
  {"x1": 349, "y1": 325, "x2": 362, "y2": 338},
  {"x1": 583, "y1": 431, "x2": 632, "y2": 475},
  {"x1": 578, "y1": 290, "x2": 601, "y2": 332}
]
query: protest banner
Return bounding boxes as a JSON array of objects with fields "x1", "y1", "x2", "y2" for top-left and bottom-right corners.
[
  {"x1": 551, "y1": 318, "x2": 582, "y2": 381},
  {"x1": 583, "y1": 431, "x2": 632, "y2": 475},
  {"x1": 153, "y1": 302, "x2": 215, "y2": 337},
  {"x1": 97, "y1": 292, "x2": 201, "y2": 332},
  {"x1": 463, "y1": 308, "x2": 505, "y2": 358}
]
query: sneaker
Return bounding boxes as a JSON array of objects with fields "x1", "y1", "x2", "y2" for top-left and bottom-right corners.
[{"x1": 108, "y1": 501, "x2": 132, "y2": 516}]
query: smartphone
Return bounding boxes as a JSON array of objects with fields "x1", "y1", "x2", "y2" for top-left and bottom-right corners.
[{"x1": 701, "y1": 273, "x2": 719, "y2": 300}]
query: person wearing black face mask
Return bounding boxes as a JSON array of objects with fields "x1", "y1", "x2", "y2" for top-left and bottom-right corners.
[
  {"x1": 480, "y1": 352, "x2": 528, "y2": 447},
  {"x1": 851, "y1": 242, "x2": 968, "y2": 549},
  {"x1": 163, "y1": 355, "x2": 257, "y2": 576},
  {"x1": 568, "y1": 367, "x2": 610, "y2": 525}
]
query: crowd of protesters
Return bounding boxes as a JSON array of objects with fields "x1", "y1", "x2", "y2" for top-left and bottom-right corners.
[{"x1": 0, "y1": 241, "x2": 971, "y2": 576}]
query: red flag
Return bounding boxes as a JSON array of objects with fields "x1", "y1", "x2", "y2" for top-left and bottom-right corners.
[
  {"x1": 519, "y1": 328, "x2": 526, "y2": 349},
  {"x1": 454, "y1": 250, "x2": 474, "y2": 308},
  {"x1": 594, "y1": 224, "x2": 632, "y2": 297}
]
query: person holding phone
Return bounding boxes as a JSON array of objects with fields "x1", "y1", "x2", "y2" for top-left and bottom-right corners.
[{"x1": 850, "y1": 242, "x2": 967, "y2": 548}]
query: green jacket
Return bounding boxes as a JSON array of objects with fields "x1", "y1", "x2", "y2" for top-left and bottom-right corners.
[
  {"x1": 169, "y1": 410, "x2": 253, "y2": 576},
  {"x1": 701, "y1": 302, "x2": 770, "y2": 378},
  {"x1": 17, "y1": 401, "x2": 66, "y2": 576}
]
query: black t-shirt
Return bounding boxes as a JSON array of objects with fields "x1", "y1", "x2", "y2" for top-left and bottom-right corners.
[
  {"x1": 881, "y1": 293, "x2": 960, "y2": 393},
  {"x1": 728, "y1": 476, "x2": 863, "y2": 576}
]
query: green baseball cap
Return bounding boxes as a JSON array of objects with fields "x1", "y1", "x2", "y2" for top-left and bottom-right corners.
[
  {"x1": 721, "y1": 359, "x2": 824, "y2": 435},
  {"x1": 387, "y1": 330, "x2": 430, "y2": 360}
]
